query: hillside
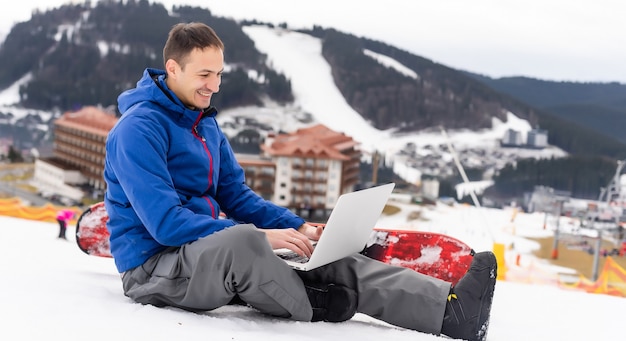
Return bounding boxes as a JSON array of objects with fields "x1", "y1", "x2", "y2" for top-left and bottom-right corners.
[
  {"x1": 468, "y1": 74, "x2": 626, "y2": 145},
  {"x1": 1, "y1": 1, "x2": 626, "y2": 205},
  {"x1": 0, "y1": 0, "x2": 624, "y2": 160}
]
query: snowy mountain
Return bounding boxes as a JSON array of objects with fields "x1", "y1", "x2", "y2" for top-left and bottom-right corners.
[
  {"x1": 216, "y1": 25, "x2": 567, "y2": 184},
  {"x1": 0, "y1": 2, "x2": 570, "y2": 193},
  {"x1": 2, "y1": 1, "x2": 623, "y2": 163},
  {"x1": 0, "y1": 20, "x2": 567, "y2": 186}
]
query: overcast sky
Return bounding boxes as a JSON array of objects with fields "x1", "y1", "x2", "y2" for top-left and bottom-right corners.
[{"x1": 4, "y1": 0, "x2": 626, "y2": 83}]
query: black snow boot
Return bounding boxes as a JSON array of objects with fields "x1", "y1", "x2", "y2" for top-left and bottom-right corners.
[
  {"x1": 441, "y1": 251, "x2": 497, "y2": 341},
  {"x1": 305, "y1": 283, "x2": 358, "y2": 322}
]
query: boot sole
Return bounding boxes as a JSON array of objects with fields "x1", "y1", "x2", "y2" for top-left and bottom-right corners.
[{"x1": 474, "y1": 251, "x2": 497, "y2": 341}]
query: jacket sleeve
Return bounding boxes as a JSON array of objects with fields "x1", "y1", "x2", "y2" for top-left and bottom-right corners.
[{"x1": 214, "y1": 133, "x2": 305, "y2": 229}]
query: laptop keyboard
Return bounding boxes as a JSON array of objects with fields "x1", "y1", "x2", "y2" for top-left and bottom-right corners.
[
  {"x1": 275, "y1": 241, "x2": 317, "y2": 263},
  {"x1": 276, "y1": 251, "x2": 310, "y2": 263}
]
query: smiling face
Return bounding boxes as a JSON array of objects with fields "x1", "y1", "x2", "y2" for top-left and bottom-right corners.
[{"x1": 164, "y1": 46, "x2": 224, "y2": 111}]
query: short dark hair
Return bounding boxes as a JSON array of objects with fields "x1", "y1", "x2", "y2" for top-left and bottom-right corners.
[{"x1": 162, "y1": 22, "x2": 225, "y2": 68}]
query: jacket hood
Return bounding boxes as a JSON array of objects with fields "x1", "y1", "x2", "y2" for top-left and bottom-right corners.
[{"x1": 117, "y1": 68, "x2": 186, "y2": 117}]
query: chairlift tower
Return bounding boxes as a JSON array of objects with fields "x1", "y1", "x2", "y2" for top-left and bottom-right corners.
[
  {"x1": 599, "y1": 159, "x2": 625, "y2": 204},
  {"x1": 590, "y1": 159, "x2": 625, "y2": 281}
]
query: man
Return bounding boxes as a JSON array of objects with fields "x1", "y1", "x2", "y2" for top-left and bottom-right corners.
[{"x1": 104, "y1": 22, "x2": 496, "y2": 341}]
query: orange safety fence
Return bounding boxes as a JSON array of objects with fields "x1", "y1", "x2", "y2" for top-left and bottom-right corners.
[
  {"x1": 502, "y1": 258, "x2": 561, "y2": 286},
  {"x1": 0, "y1": 197, "x2": 80, "y2": 224},
  {"x1": 559, "y1": 256, "x2": 626, "y2": 297}
]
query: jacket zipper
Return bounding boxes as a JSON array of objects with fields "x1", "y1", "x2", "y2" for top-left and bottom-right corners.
[
  {"x1": 193, "y1": 125, "x2": 206, "y2": 142},
  {"x1": 192, "y1": 121, "x2": 216, "y2": 218}
]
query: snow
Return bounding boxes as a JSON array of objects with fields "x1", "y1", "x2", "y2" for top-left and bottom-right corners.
[
  {"x1": 240, "y1": 25, "x2": 550, "y2": 155},
  {"x1": 2, "y1": 201, "x2": 624, "y2": 340},
  {"x1": 241, "y1": 26, "x2": 395, "y2": 153},
  {"x1": 0, "y1": 73, "x2": 56, "y2": 126},
  {"x1": 364, "y1": 49, "x2": 420, "y2": 79},
  {"x1": 0, "y1": 5, "x2": 623, "y2": 338},
  {"x1": 455, "y1": 181, "x2": 495, "y2": 201}
]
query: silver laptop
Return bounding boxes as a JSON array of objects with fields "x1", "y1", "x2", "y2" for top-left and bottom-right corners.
[{"x1": 275, "y1": 183, "x2": 395, "y2": 271}]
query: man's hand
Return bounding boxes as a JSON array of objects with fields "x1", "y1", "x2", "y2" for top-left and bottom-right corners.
[
  {"x1": 261, "y1": 223, "x2": 323, "y2": 258},
  {"x1": 297, "y1": 223, "x2": 323, "y2": 240}
]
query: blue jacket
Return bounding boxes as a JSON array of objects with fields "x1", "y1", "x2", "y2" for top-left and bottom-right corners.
[{"x1": 104, "y1": 68, "x2": 305, "y2": 273}]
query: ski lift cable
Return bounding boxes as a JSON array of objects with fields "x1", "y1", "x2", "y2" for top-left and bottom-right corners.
[
  {"x1": 440, "y1": 126, "x2": 495, "y2": 242},
  {"x1": 439, "y1": 126, "x2": 481, "y2": 208}
]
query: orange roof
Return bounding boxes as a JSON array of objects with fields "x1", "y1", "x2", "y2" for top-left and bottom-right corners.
[
  {"x1": 262, "y1": 124, "x2": 359, "y2": 160},
  {"x1": 55, "y1": 106, "x2": 118, "y2": 137}
]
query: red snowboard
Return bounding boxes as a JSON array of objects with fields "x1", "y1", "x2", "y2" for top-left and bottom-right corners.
[
  {"x1": 362, "y1": 229, "x2": 474, "y2": 285},
  {"x1": 75, "y1": 201, "x2": 112, "y2": 258},
  {"x1": 76, "y1": 202, "x2": 474, "y2": 284}
]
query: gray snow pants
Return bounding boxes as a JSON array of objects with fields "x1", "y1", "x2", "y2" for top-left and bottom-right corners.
[{"x1": 120, "y1": 224, "x2": 450, "y2": 335}]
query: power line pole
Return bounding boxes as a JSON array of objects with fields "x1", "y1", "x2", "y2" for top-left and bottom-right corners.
[
  {"x1": 372, "y1": 150, "x2": 379, "y2": 185},
  {"x1": 551, "y1": 199, "x2": 565, "y2": 259}
]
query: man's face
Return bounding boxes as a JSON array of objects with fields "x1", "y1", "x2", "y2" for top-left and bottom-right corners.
[{"x1": 165, "y1": 46, "x2": 224, "y2": 110}]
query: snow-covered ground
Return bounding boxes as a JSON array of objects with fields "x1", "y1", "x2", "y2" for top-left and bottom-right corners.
[{"x1": 1, "y1": 201, "x2": 623, "y2": 340}]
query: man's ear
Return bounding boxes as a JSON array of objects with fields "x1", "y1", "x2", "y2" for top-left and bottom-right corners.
[{"x1": 165, "y1": 59, "x2": 179, "y2": 78}]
